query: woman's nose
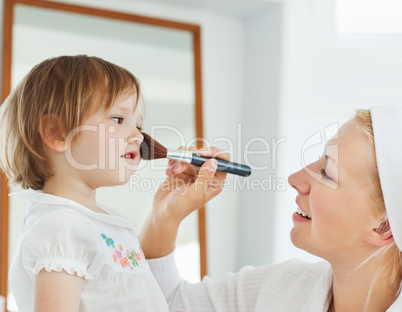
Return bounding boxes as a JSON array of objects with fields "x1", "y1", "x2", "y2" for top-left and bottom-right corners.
[{"x1": 288, "y1": 167, "x2": 311, "y2": 195}]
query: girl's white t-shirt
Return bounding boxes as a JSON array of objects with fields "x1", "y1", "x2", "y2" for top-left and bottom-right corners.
[{"x1": 8, "y1": 189, "x2": 169, "y2": 312}]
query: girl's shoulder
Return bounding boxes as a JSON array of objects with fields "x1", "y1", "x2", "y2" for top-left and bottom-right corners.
[
  {"x1": 11, "y1": 188, "x2": 94, "y2": 222},
  {"x1": 14, "y1": 195, "x2": 108, "y2": 280},
  {"x1": 11, "y1": 188, "x2": 137, "y2": 231},
  {"x1": 20, "y1": 201, "x2": 102, "y2": 253}
]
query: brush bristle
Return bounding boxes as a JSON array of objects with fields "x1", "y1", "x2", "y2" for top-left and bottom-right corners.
[{"x1": 140, "y1": 133, "x2": 168, "y2": 160}]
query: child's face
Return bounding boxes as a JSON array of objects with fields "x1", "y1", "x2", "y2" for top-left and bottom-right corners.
[{"x1": 65, "y1": 92, "x2": 144, "y2": 187}]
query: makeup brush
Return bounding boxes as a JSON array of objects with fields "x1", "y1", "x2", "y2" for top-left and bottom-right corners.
[{"x1": 140, "y1": 132, "x2": 252, "y2": 177}]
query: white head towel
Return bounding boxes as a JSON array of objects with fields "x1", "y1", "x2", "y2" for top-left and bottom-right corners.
[{"x1": 370, "y1": 106, "x2": 402, "y2": 251}]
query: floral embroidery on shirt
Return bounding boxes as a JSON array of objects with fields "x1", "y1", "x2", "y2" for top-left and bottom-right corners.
[
  {"x1": 120, "y1": 257, "x2": 130, "y2": 268},
  {"x1": 100, "y1": 233, "x2": 145, "y2": 270},
  {"x1": 100, "y1": 234, "x2": 115, "y2": 248}
]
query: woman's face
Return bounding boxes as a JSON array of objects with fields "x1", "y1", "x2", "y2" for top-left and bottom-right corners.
[{"x1": 288, "y1": 120, "x2": 382, "y2": 264}]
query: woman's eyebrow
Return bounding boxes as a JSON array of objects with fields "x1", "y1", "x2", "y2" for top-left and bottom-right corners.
[{"x1": 325, "y1": 154, "x2": 339, "y2": 169}]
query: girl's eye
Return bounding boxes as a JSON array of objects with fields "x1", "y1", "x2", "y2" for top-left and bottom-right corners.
[
  {"x1": 320, "y1": 168, "x2": 332, "y2": 180},
  {"x1": 111, "y1": 117, "x2": 123, "y2": 124}
]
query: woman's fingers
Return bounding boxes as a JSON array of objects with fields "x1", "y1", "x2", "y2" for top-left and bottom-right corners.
[
  {"x1": 166, "y1": 146, "x2": 230, "y2": 176},
  {"x1": 156, "y1": 147, "x2": 229, "y2": 221},
  {"x1": 197, "y1": 147, "x2": 230, "y2": 162},
  {"x1": 185, "y1": 158, "x2": 218, "y2": 208},
  {"x1": 166, "y1": 146, "x2": 194, "y2": 176}
]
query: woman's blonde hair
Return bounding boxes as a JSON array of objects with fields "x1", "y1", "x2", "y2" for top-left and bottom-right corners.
[
  {"x1": 354, "y1": 109, "x2": 402, "y2": 305},
  {"x1": 0, "y1": 55, "x2": 141, "y2": 190}
]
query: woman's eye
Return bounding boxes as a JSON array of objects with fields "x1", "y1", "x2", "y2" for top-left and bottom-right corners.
[
  {"x1": 111, "y1": 117, "x2": 123, "y2": 124},
  {"x1": 136, "y1": 125, "x2": 142, "y2": 131},
  {"x1": 320, "y1": 168, "x2": 332, "y2": 180}
]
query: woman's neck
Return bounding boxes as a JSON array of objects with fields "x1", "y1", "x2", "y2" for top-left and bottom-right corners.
[{"x1": 329, "y1": 256, "x2": 399, "y2": 312}]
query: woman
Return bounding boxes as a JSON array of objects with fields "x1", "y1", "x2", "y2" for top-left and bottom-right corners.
[{"x1": 139, "y1": 106, "x2": 402, "y2": 311}]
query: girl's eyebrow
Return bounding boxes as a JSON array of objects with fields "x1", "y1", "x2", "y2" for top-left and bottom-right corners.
[
  {"x1": 111, "y1": 105, "x2": 131, "y2": 112},
  {"x1": 111, "y1": 104, "x2": 141, "y2": 115},
  {"x1": 110, "y1": 106, "x2": 144, "y2": 124}
]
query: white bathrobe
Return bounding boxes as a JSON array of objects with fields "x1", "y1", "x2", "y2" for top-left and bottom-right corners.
[{"x1": 148, "y1": 252, "x2": 402, "y2": 312}]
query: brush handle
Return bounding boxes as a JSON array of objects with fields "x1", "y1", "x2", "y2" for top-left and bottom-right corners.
[{"x1": 191, "y1": 154, "x2": 252, "y2": 177}]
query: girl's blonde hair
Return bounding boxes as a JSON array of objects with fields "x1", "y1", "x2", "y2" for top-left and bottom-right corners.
[
  {"x1": 354, "y1": 109, "x2": 402, "y2": 305},
  {"x1": 0, "y1": 55, "x2": 141, "y2": 190}
]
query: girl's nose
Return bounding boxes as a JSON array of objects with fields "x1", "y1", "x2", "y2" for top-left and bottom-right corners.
[
  {"x1": 288, "y1": 167, "x2": 311, "y2": 195},
  {"x1": 127, "y1": 131, "x2": 143, "y2": 145}
]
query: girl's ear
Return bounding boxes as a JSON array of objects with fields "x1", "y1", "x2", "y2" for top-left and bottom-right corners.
[
  {"x1": 39, "y1": 114, "x2": 67, "y2": 153},
  {"x1": 366, "y1": 219, "x2": 394, "y2": 247}
]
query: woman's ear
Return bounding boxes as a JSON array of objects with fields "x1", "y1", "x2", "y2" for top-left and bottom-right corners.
[
  {"x1": 39, "y1": 114, "x2": 67, "y2": 153},
  {"x1": 366, "y1": 219, "x2": 394, "y2": 247}
]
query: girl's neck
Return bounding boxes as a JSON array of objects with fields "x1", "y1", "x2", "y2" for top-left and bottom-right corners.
[
  {"x1": 42, "y1": 176, "x2": 103, "y2": 213},
  {"x1": 329, "y1": 257, "x2": 399, "y2": 312}
]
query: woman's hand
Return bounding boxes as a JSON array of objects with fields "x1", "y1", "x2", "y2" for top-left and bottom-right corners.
[
  {"x1": 139, "y1": 147, "x2": 229, "y2": 259},
  {"x1": 154, "y1": 146, "x2": 229, "y2": 222}
]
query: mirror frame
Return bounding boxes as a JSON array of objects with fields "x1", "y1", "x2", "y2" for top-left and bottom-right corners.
[{"x1": 0, "y1": 0, "x2": 206, "y2": 299}]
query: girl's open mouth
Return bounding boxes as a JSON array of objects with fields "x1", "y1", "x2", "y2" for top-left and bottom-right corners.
[{"x1": 120, "y1": 152, "x2": 137, "y2": 159}]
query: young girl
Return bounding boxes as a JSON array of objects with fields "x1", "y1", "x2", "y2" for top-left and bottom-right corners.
[
  {"x1": 139, "y1": 107, "x2": 402, "y2": 311},
  {"x1": 0, "y1": 55, "x2": 174, "y2": 311}
]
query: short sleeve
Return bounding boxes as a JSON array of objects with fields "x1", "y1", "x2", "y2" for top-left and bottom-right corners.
[{"x1": 22, "y1": 209, "x2": 103, "y2": 280}]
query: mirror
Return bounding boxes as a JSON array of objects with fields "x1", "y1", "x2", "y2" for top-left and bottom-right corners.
[{"x1": 0, "y1": 0, "x2": 205, "y2": 306}]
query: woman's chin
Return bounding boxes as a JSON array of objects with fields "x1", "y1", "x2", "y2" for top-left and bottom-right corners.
[
  {"x1": 290, "y1": 228, "x2": 299, "y2": 246},
  {"x1": 290, "y1": 227, "x2": 307, "y2": 251}
]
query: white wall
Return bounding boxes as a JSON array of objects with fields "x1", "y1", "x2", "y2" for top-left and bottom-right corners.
[{"x1": 237, "y1": 4, "x2": 283, "y2": 268}]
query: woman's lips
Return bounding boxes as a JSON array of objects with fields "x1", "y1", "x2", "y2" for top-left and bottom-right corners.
[
  {"x1": 295, "y1": 197, "x2": 311, "y2": 220},
  {"x1": 296, "y1": 197, "x2": 309, "y2": 215},
  {"x1": 292, "y1": 212, "x2": 311, "y2": 222}
]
